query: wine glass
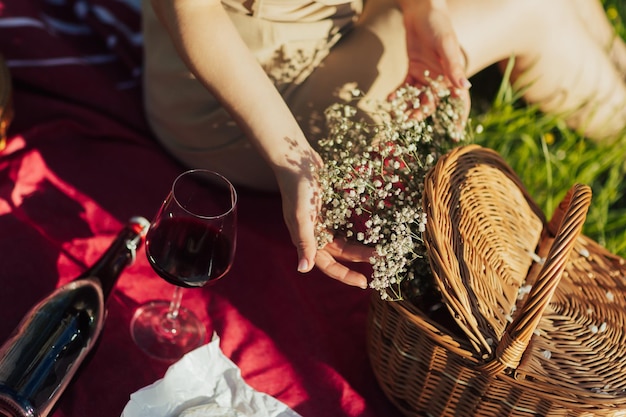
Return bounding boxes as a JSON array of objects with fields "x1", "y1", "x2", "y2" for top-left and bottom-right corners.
[{"x1": 131, "y1": 169, "x2": 237, "y2": 361}]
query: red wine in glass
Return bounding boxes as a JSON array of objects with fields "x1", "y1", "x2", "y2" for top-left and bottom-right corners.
[
  {"x1": 147, "y1": 217, "x2": 233, "y2": 288},
  {"x1": 130, "y1": 169, "x2": 237, "y2": 362}
]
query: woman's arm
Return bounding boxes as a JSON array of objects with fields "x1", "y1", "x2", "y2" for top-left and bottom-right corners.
[
  {"x1": 150, "y1": 0, "x2": 372, "y2": 288},
  {"x1": 151, "y1": 0, "x2": 305, "y2": 167}
]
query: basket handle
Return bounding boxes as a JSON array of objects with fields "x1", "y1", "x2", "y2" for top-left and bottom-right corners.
[{"x1": 479, "y1": 183, "x2": 592, "y2": 376}]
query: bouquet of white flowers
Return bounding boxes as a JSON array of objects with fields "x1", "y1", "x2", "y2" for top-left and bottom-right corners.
[{"x1": 315, "y1": 78, "x2": 468, "y2": 301}]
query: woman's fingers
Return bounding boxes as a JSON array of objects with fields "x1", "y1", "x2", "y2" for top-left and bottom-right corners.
[
  {"x1": 324, "y1": 237, "x2": 376, "y2": 262},
  {"x1": 294, "y1": 219, "x2": 317, "y2": 273},
  {"x1": 314, "y1": 248, "x2": 369, "y2": 289},
  {"x1": 275, "y1": 148, "x2": 324, "y2": 274},
  {"x1": 312, "y1": 237, "x2": 375, "y2": 288},
  {"x1": 436, "y1": 23, "x2": 470, "y2": 90}
]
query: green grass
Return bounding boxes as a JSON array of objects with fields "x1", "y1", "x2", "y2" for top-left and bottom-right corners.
[{"x1": 468, "y1": 0, "x2": 626, "y2": 256}]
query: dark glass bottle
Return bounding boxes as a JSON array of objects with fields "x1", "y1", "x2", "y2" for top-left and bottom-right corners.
[{"x1": 0, "y1": 216, "x2": 150, "y2": 417}]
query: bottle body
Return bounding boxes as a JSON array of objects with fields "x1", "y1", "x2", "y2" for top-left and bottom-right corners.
[
  {"x1": 0, "y1": 279, "x2": 104, "y2": 417},
  {"x1": 0, "y1": 217, "x2": 150, "y2": 417}
]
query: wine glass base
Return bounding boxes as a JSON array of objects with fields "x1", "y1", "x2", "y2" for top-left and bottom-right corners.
[{"x1": 130, "y1": 300, "x2": 207, "y2": 362}]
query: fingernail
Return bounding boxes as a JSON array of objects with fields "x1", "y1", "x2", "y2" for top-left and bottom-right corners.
[
  {"x1": 297, "y1": 258, "x2": 309, "y2": 272},
  {"x1": 352, "y1": 277, "x2": 368, "y2": 289},
  {"x1": 460, "y1": 77, "x2": 472, "y2": 89}
]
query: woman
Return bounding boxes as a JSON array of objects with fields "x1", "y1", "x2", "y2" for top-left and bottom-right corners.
[{"x1": 141, "y1": 0, "x2": 626, "y2": 289}]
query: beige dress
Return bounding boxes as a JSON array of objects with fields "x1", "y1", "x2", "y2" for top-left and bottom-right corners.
[{"x1": 142, "y1": 0, "x2": 407, "y2": 189}]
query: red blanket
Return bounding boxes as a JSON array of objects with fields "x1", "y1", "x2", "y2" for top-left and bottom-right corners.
[{"x1": 0, "y1": 0, "x2": 401, "y2": 416}]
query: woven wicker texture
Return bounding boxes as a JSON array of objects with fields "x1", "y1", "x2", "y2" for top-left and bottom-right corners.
[{"x1": 367, "y1": 144, "x2": 626, "y2": 416}]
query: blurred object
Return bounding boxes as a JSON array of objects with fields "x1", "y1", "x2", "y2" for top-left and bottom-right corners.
[{"x1": 0, "y1": 54, "x2": 13, "y2": 151}]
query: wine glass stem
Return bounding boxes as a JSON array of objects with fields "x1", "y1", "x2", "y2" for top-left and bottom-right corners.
[
  {"x1": 167, "y1": 286, "x2": 183, "y2": 320},
  {"x1": 159, "y1": 286, "x2": 184, "y2": 336}
]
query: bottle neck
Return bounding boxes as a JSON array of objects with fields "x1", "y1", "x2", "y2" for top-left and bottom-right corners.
[{"x1": 76, "y1": 217, "x2": 150, "y2": 301}]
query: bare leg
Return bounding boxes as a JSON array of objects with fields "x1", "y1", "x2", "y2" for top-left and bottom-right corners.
[
  {"x1": 571, "y1": 0, "x2": 626, "y2": 77},
  {"x1": 447, "y1": 0, "x2": 626, "y2": 141}
]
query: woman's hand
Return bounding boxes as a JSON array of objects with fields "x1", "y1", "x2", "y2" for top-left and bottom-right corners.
[
  {"x1": 274, "y1": 148, "x2": 374, "y2": 289},
  {"x1": 400, "y1": 0, "x2": 469, "y2": 90},
  {"x1": 314, "y1": 237, "x2": 375, "y2": 289},
  {"x1": 394, "y1": 0, "x2": 471, "y2": 120}
]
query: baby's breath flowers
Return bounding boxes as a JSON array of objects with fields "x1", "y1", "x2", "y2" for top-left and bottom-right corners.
[{"x1": 314, "y1": 78, "x2": 467, "y2": 301}]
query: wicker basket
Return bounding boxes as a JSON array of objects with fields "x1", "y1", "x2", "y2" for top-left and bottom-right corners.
[{"x1": 367, "y1": 144, "x2": 626, "y2": 416}]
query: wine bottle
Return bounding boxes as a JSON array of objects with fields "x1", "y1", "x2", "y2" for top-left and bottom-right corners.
[{"x1": 0, "y1": 216, "x2": 151, "y2": 417}]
